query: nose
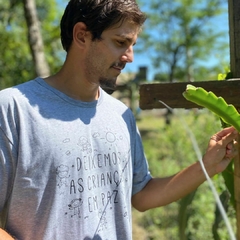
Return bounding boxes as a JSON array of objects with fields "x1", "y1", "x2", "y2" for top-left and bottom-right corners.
[{"x1": 120, "y1": 46, "x2": 134, "y2": 63}]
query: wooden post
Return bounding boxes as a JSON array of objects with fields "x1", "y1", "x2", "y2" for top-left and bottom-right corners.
[
  {"x1": 228, "y1": 0, "x2": 240, "y2": 77},
  {"x1": 235, "y1": 142, "x2": 240, "y2": 239},
  {"x1": 228, "y1": 0, "x2": 240, "y2": 238}
]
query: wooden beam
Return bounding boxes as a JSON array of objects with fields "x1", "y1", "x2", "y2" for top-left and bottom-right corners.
[{"x1": 139, "y1": 79, "x2": 240, "y2": 110}]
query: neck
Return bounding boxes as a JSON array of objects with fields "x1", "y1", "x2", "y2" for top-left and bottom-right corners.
[{"x1": 44, "y1": 61, "x2": 99, "y2": 102}]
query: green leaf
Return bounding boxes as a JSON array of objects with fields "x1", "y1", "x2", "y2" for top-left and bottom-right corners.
[{"x1": 183, "y1": 84, "x2": 240, "y2": 132}]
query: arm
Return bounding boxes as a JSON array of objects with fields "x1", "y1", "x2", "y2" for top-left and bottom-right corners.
[
  {"x1": 0, "y1": 229, "x2": 14, "y2": 240},
  {"x1": 132, "y1": 127, "x2": 238, "y2": 212}
]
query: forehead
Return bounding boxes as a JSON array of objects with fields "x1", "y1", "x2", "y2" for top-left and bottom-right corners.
[{"x1": 102, "y1": 20, "x2": 140, "y2": 41}]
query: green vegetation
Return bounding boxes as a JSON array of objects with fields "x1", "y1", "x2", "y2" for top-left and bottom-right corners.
[
  {"x1": 0, "y1": 0, "x2": 62, "y2": 89},
  {"x1": 132, "y1": 109, "x2": 236, "y2": 239},
  {"x1": 137, "y1": 0, "x2": 229, "y2": 82},
  {"x1": 183, "y1": 84, "x2": 240, "y2": 132}
]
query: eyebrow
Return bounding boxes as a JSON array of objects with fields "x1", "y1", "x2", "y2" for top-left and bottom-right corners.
[{"x1": 115, "y1": 34, "x2": 137, "y2": 45}]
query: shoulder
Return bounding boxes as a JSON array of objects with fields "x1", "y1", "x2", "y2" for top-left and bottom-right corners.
[
  {"x1": 0, "y1": 79, "x2": 35, "y2": 97},
  {"x1": 0, "y1": 79, "x2": 39, "y2": 110},
  {"x1": 101, "y1": 88, "x2": 137, "y2": 126},
  {"x1": 101, "y1": 89, "x2": 135, "y2": 117},
  {"x1": 0, "y1": 86, "x2": 22, "y2": 107}
]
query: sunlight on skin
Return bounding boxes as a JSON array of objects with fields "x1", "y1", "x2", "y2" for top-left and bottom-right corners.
[{"x1": 0, "y1": 229, "x2": 14, "y2": 240}]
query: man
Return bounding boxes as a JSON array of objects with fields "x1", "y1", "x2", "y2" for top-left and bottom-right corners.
[{"x1": 0, "y1": 0, "x2": 237, "y2": 239}]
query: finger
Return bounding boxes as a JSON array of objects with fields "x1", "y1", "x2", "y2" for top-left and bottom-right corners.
[
  {"x1": 211, "y1": 127, "x2": 238, "y2": 142},
  {"x1": 222, "y1": 131, "x2": 238, "y2": 147},
  {"x1": 226, "y1": 139, "x2": 238, "y2": 150},
  {"x1": 226, "y1": 141, "x2": 233, "y2": 150},
  {"x1": 214, "y1": 129, "x2": 237, "y2": 147},
  {"x1": 234, "y1": 139, "x2": 238, "y2": 147},
  {"x1": 226, "y1": 141, "x2": 238, "y2": 158},
  {"x1": 218, "y1": 126, "x2": 237, "y2": 138},
  {"x1": 226, "y1": 147, "x2": 235, "y2": 158}
]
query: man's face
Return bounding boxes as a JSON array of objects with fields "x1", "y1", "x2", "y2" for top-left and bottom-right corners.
[{"x1": 83, "y1": 20, "x2": 140, "y2": 90}]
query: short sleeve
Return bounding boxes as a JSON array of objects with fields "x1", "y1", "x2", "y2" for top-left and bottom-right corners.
[{"x1": 132, "y1": 127, "x2": 152, "y2": 196}]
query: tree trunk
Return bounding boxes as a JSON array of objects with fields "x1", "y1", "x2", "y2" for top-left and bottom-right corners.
[{"x1": 23, "y1": 0, "x2": 50, "y2": 77}]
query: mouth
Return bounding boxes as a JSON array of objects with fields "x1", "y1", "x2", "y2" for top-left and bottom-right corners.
[{"x1": 111, "y1": 62, "x2": 125, "y2": 72}]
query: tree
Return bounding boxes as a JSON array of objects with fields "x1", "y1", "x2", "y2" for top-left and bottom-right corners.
[
  {"x1": 23, "y1": 0, "x2": 50, "y2": 77},
  {"x1": 0, "y1": 0, "x2": 62, "y2": 89},
  {"x1": 137, "y1": 0, "x2": 229, "y2": 82}
]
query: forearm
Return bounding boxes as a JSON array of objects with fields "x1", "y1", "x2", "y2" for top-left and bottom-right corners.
[
  {"x1": 0, "y1": 229, "x2": 14, "y2": 240},
  {"x1": 132, "y1": 161, "x2": 206, "y2": 212},
  {"x1": 132, "y1": 127, "x2": 237, "y2": 212}
]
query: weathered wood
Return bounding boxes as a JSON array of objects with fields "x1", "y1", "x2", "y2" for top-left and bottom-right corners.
[
  {"x1": 139, "y1": 79, "x2": 240, "y2": 110},
  {"x1": 234, "y1": 135, "x2": 240, "y2": 240},
  {"x1": 229, "y1": 0, "x2": 240, "y2": 238},
  {"x1": 229, "y1": 0, "x2": 240, "y2": 78}
]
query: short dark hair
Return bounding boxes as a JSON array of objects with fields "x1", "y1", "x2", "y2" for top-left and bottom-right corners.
[{"x1": 60, "y1": 0, "x2": 147, "y2": 52}]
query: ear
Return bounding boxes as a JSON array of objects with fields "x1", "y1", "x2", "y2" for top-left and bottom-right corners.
[{"x1": 73, "y1": 22, "x2": 91, "y2": 48}]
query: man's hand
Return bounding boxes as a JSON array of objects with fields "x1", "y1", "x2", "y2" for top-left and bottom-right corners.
[{"x1": 203, "y1": 126, "x2": 238, "y2": 176}]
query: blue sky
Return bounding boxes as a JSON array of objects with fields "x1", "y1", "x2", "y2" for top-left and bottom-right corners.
[{"x1": 122, "y1": 2, "x2": 230, "y2": 81}]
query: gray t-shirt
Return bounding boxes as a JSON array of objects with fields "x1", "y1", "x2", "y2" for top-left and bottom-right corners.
[{"x1": 0, "y1": 78, "x2": 152, "y2": 240}]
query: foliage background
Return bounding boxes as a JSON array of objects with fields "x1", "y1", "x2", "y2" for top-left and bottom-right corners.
[
  {"x1": 132, "y1": 110, "x2": 236, "y2": 239},
  {"x1": 0, "y1": 0, "x2": 63, "y2": 89}
]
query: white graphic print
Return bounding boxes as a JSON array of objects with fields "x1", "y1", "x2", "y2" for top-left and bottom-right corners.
[{"x1": 55, "y1": 127, "x2": 131, "y2": 238}]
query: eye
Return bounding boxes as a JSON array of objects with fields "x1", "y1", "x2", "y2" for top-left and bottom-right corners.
[{"x1": 116, "y1": 40, "x2": 126, "y2": 46}]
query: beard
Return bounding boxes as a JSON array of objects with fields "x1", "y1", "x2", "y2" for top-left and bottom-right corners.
[{"x1": 99, "y1": 76, "x2": 117, "y2": 94}]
